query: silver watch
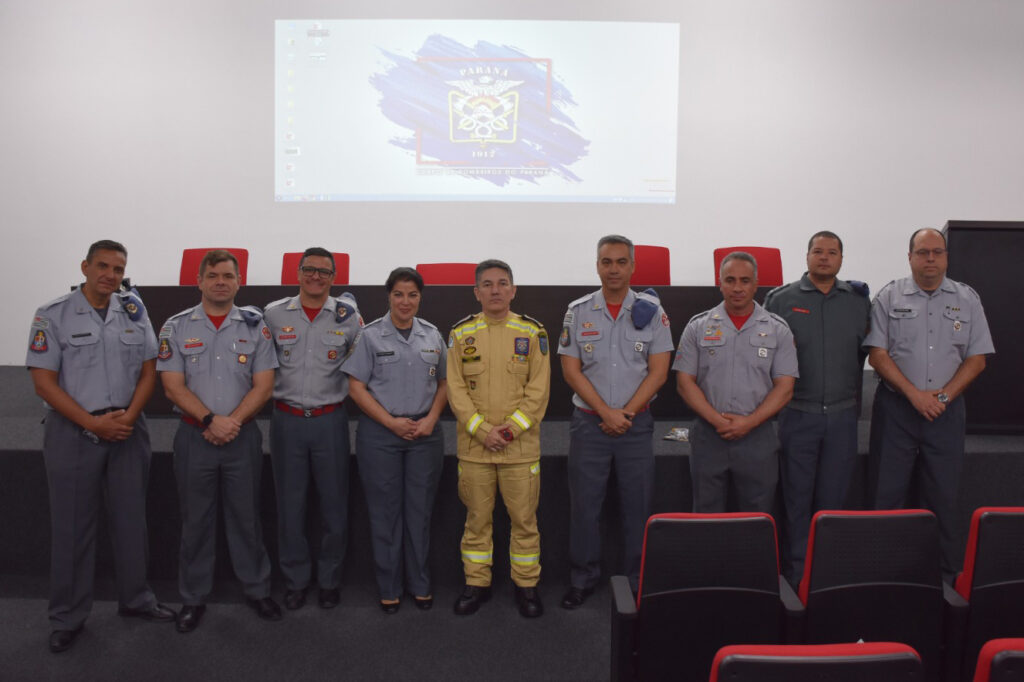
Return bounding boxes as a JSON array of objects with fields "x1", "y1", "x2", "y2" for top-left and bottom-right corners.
[{"x1": 937, "y1": 393, "x2": 949, "y2": 404}]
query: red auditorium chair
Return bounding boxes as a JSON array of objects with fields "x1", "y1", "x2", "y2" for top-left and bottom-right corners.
[
  {"x1": 798, "y1": 510, "x2": 965, "y2": 682},
  {"x1": 710, "y1": 642, "x2": 923, "y2": 682},
  {"x1": 611, "y1": 513, "x2": 802, "y2": 682},
  {"x1": 973, "y1": 639, "x2": 1024, "y2": 682},
  {"x1": 415, "y1": 262, "x2": 477, "y2": 285},
  {"x1": 179, "y1": 248, "x2": 249, "y2": 286},
  {"x1": 955, "y1": 508, "x2": 1024, "y2": 680},
  {"x1": 713, "y1": 246, "x2": 783, "y2": 286},
  {"x1": 281, "y1": 252, "x2": 349, "y2": 285},
  {"x1": 631, "y1": 245, "x2": 671, "y2": 286}
]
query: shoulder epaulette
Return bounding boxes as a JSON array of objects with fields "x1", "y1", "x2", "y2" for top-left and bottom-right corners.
[
  {"x1": 264, "y1": 297, "x2": 291, "y2": 310},
  {"x1": 39, "y1": 292, "x2": 73, "y2": 310},
  {"x1": 567, "y1": 292, "x2": 595, "y2": 309},
  {"x1": 451, "y1": 313, "x2": 476, "y2": 331},
  {"x1": 363, "y1": 316, "x2": 384, "y2": 328},
  {"x1": 417, "y1": 318, "x2": 438, "y2": 331},
  {"x1": 766, "y1": 311, "x2": 791, "y2": 327},
  {"x1": 520, "y1": 313, "x2": 545, "y2": 330}
]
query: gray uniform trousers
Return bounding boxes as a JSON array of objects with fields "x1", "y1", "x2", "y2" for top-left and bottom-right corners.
[
  {"x1": 568, "y1": 408, "x2": 655, "y2": 593},
  {"x1": 355, "y1": 414, "x2": 444, "y2": 600},
  {"x1": 690, "y1": 418, "x2": 779, "y2": 514},
  {"x1": 173, "y1": 421, "x2": 271, "y2": 604},
  {"x1": 269, "y1": 407, "x2": 351, "y2": 591},
  {"x1": 43, "y1": 412, "x2": 156, "y2": 631},
  {"x1": 777, "y1": 405, "x2": 858, "y2": 585},
  {"x1": 869, "y1": 387, "x2": 967, "y2": 579}
]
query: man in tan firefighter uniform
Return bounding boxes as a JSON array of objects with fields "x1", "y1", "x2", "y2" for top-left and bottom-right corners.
[{"x1": 447, "y1": 259, "x2": 551, "y2": 618}]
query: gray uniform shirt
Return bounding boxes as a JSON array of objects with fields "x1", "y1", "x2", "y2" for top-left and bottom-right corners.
[
  {"x1": 26, "y1": 287, "x2": 158, "y2": 412},
  {"x1": 673, "y1": 301, "x2": 799, "y2": 415},
  {"x1": 156, "y1": 305, "x2": 278, "y2": 415},
  {"x1": 863, "y1": 276, "x2": 994, "y2": 391},
  {"x1": 343, "y1": 315, "x2": 447, "y2": 417},
  {"x1": 558, "y1": 289, "x2": 674, "y2": 410},
  {"x1": 764, "y1": 274, "x2": 870, "y2": 413},
  {"x1": 263, "y1": 295, "x2": 362, "y2": 409}
]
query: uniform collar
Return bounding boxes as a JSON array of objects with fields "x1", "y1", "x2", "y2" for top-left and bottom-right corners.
[
  {"x1": 593, "y1": 288, "x2": 636, "y2": 312},
  {"x1": 798, "y1": 272, "x2": 852, "y2": 294},
  {"x1": 284, "y1": 295, "x2": 336, "y2": 314},
  {"x1": 380, "y1": 314, "x2": 421, "y2": 337},
  {"x1": 709, "y1": 300, "x2": 768, "y2": 329},
  {"x1": 902, "y1": 276, "x2": 955, "y2": 296},
  {"x1": 189, "y1": 304, "x2": 241, "y2": 323},
  {"x1": 71, "y1": 286, "x2": 122, "y2": 317}
]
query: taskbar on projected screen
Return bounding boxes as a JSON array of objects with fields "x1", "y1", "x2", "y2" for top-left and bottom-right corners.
[{"x1": 274, "y1": 194, "x2": 675, "y2": 204}]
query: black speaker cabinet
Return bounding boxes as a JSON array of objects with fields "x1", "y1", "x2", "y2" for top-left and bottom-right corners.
[{"x1": 943, "y1": 220, "x2": 1023, "y2": 433}]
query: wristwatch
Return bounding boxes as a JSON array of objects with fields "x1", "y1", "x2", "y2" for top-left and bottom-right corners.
[
  {"x1": 936, "y1": 393, "x2": 949, "y2": 404},
  {"x1": 201, "y1": 412, "x2": 214, "y2": 427}
]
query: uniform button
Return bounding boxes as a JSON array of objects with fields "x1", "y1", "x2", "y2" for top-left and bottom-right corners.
[{"x1": 929, "y1": 346, "x2": 933, "y2": 350}]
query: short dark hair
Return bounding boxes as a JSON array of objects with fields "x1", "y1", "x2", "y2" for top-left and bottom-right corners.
[
  {"x1": 385, "y1": 266, "x2": 423, "y2": 292},
  {"x1": 909, "y1": 228, "x2": 946, "y2": 253},
  {"x1": 199, "y1": 249, "x2": 239, "y2": 276},
  {"x1": 807, "y1": 230, "x2": 844, "y2": 254},
  {"x1": 299, "y1": 247, "x2": 335, "y2": 270},
  {"x1": 475, "y1": 259, "x2": 513, "y2": 285},
  {"x1": 86, "y1": 240, "x2": 127, "y2": 262},
  {"x1": 720, "y1": 251, "x2": 758, "y2": 280},
  {"x1": 596, "y1": 234, "x2": 634, "y2": 261}
]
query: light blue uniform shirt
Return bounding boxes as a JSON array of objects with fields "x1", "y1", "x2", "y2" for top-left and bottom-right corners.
[
  {"x1": 343, "y1": 315, "x2": 446, "y2": 417},
  {"x1": 557, "y1": 289, "x2": 674, "y2": 410},
  {"x1": 863, "y1": 276, "x2": 994, "y2": 391},
  {"x1": 157, "y1": 305, "x2": 278, "y2": 415},
  {"x1": 673, "y1": 301, "x2": 799, "y2": 416},
  {"x1": 26, "y1": 287, "x2": 158, "y2": 412}
]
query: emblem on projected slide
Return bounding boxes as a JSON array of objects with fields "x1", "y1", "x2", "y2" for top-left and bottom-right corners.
[{"x1": 446, "y1": 73, "x2": 521, "y2": 147}]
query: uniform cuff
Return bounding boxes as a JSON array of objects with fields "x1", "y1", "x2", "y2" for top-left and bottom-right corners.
[
  {"x1": 466, "y1": 412, "x2": 485, "y2": 436},
  {"x1": 509, "y1": 409, "x2": 532, "y2": 433}
]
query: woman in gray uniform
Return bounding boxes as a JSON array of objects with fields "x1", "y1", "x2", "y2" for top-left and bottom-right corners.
[{"x1": 344, "y1": 267, "x2": 448, "y2": 613}]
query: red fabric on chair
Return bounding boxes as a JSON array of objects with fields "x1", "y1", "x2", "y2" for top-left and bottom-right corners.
[
  {"x1": 415, "y1": 263, "x2": 477, "y2": 285},
  {"x1": 180, "y1": 248, "x2": 249, "y2": 286},
  {"x1": 632, "y1": 245, "x2": 671, "y2": 286},
  {"x1": 281, "y1": 252, "x2": 349, "y2": 285},
  {"x1": 714, "y1": 246, "x2": 783, "y2": 286}
]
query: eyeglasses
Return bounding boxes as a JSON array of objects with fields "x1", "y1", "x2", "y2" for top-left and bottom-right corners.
[
  {"x1": 912, "y1": 248, "x2": 947, "y2": 258},
  {"x1": 300, "y1": 266, "x2": 335, "y2": 278}
]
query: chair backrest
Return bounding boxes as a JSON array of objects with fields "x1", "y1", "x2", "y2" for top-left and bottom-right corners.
[
  {"x1": 713, "y1": 246, "x2": 783, "y2": 286},
  {"x1": 710, "y1": 642, "x2": 922, "y2": 682},
  {"x1": 180, "y1": 248, "x2": 249, "y2": 286},
  {"x1": 281, "y1": 252, "x2": 350, "y2": 285},
  {"x1": 973, "y1": 639, "x2": 1024, "y2": 682},
  {"x1": 415, "y1": 262, "x2": 477, "y2": 285},
  {"x1": 799, "y1": 510, "x2": 944, "y2": 681},
  {"x1": 957, "y1": 508, "x2": 1024, "y2": 680},
  {"x1": 635, "y1": 513, "x2": 784, "y2": 682},
  {"x1": 631, "y1": 244, "x2": 671, "y2": 286}
]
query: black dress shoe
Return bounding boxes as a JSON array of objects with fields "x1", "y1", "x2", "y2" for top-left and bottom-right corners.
[
  {"x1": 413, "y1": 596, "x2": 433, "y2": 611},
  {"x1": 284, "y1": 589, "x2": 306, "y2": 610},
  {"x1": 380, "y1": 600, "x2": 400, "y2": 614},
  {"x1": 515, "y1": 586, "x2": 544, "y2": 618},
  {"x1": 48, "y1": 627, "x2": 82, "y2": 653},
  {"x1": 560, "y1": 586, "x2": 594, "y2": 610},
  {"x1": 175, "y1": 605, "x2": 206, "y2": 633},
  {"x1": 318, "y1": 587, "x2": 340, "y2": 609},
  {"x1": 246, "y1": 597, "x2": 283, "y2": 622},
  {"x1": 118, "y1": 602, "x2": 177, "y2": 622},
  {"x1": 453, "y1": 585, "x2": 491, "y2": 615}
]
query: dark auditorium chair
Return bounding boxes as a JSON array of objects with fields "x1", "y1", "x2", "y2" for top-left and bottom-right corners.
[
  {"x1": 955, "y1": 508, "x2": 1024, "y2": 681},
  {"x1": 281, "y1": 251, "x2": 349, "y2": 285},
  {"x1": 631, "y1": 245, "x2": 671, "y2": 286},
  {"x1": 611, "y1": 513, "x2": 802, "y2": 682},
  {"x1": 713, "y1": 246, "x2": 783, "y2": 286},
  {"x1": 972, "y1": 639, "x2": 1024, "y2": 682},
  {"x1": 415, "y1": 262, "x2": 477, "y2": 285},
  {"x1": 709, "y1": 642, "x2": 923, "y2": 682},
  {"x1": 797, "y1": 510, "x2": 965, "y2": 682},
  {"x1": 179, "y1": 247, "x2": 249, "y2": 285}
]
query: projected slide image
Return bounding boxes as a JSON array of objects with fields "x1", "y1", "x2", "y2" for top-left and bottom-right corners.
[{"x1": 274, "y1": 20, "x2": 679, "y2": 203}]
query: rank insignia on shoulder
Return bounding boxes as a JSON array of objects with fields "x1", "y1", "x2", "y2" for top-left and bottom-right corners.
[
  {"x1": 158, "y1": 338, "x2": 172, "y2": 360},
  {"x1": 30, "y1": 330, "x2": 48, "y2": 353},
  {"x1": 514, "y1": 337, "x2": 529, "y2": 355}
]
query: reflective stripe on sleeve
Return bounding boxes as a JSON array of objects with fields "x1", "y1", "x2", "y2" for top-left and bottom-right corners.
[
  {"x1": 467, "y1": 413, "x2": 484, "y2": 435},
  {"x1": 510, "y1": 410, "x2": 532, "y2": 431}
]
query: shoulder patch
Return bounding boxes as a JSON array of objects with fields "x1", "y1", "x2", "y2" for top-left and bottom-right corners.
[
  {"x1": 563, "y1": 309, "x2": 575, "y2": 326},
  {"x1": 31, "y1": 315, "x2": 50, "y2": 330},
  {"x1": 158, "y1": 324, "x2": 173, "y2": 339}
]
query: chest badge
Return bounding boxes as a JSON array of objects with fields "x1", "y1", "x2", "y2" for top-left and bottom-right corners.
[
  {"x1": 464, "y1": 336, "x2": 475, "y2": 346},
  {"x1": 238, "y1": 354, "x2": 248, "y2": 364},
  {"x1": 758, "y1": 347, "x2": 768, "y2": 358},
  {"x1": 582, "y1": 322, "x2": 594, "y2": 329},
  {"x1": 953, "y1": 320, "x2": 962, "y2": 332},
  {"x1": 327, "y1": 349, "x2": 338, "y2": 360},
  {"x1": 429, "y1": 366, "x2": 437, "y2": 377},
  {"x1": 514, "y1": 337, "x2": 529, "y2": 355},
  {"x1": 583, "y1": 343, "x2": 594, "y2": 353},
  {"x1": 282, "y1": 326, "x2": 295, "y2": 333},
  {"x1": 634, "y1": 341, "x2": 644, "y2": 352}
]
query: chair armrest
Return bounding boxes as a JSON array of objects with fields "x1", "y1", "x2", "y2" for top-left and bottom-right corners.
[
  {"x1": 610, "y1": 575, "x2": 637, "y2": 682},
  {"x1": 942, "y1": 582, "x2": 968, "y2": 681},
  {"x1": 779, "y1": 575, "x2": 805, "y2": 643}
]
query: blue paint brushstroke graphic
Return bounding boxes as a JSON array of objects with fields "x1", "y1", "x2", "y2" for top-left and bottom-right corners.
[{"x1": 371, "y1": 34, "x2": 589, "y2": 187}]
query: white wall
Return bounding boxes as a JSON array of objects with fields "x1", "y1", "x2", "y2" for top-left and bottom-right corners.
[{"x1": 2, "y1": 0, "x2": 1022, "y2": 364}]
